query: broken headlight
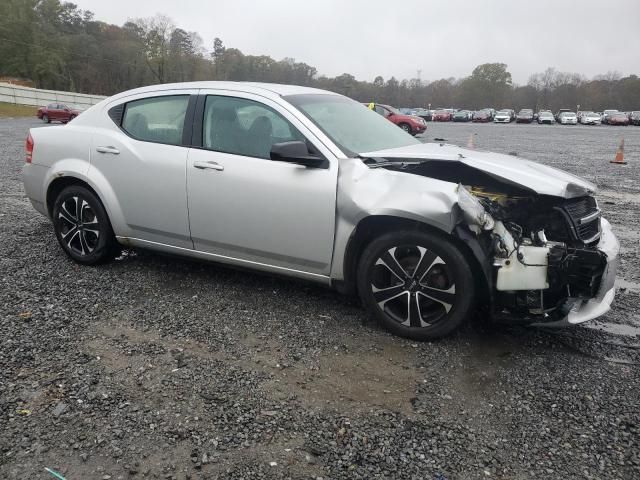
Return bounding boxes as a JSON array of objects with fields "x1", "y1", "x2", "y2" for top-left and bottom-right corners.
[{"x1": 457, "y1": 184, "x2": 495, "y2": 233}]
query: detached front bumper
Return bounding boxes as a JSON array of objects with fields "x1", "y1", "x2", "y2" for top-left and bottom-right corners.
[{"x1": 533, "y1": 217, "x2": 619, "y2": 327}]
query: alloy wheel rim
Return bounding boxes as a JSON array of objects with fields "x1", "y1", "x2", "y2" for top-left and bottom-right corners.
[
  {"x1": 58, "y1": 195, "x2": 100, "y2": 256},
  {"x1": 370, "y1": 245, "x2": 456, "y2": 327}
]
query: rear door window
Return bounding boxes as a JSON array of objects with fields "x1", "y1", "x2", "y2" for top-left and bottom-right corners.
[{"x1": 121, "y1": 95, "x2": 189, "y2": 146}]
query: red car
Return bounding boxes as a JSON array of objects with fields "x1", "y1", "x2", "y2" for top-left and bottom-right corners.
[
  {"x1": 365, "y1": 103, "x2": 426, "y2": 135},
  {"x1": 36, "y1": 103, "x2": 81, "y2": 123},
  {"x1": 608, "y1": 113, "x2": 630, "y2": 126},
  {"x1": 432, "y1": 109, "x2": 453, "y2": 122}
]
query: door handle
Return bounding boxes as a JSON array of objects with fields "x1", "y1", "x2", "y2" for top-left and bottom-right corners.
[
  {"x1": 96, "y1": 146, "x2": 120, "y2": 155},
  {"x1": 193, "y1": 160, "x2": 224, "y2": 171}
]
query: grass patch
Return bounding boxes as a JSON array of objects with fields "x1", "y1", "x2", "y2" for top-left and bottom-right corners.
[{"x1": 0, "y1": 102, "x2": 36, "y2": 118}]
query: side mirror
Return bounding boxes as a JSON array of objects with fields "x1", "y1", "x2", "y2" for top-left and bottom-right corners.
[{"x1": 270, "y1": 141, "x2": 326, "y2": 168}]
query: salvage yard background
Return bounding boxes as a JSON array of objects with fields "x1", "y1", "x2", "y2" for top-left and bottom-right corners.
[{"x1": 1, "y1": 117, "x2": 639, "y2": 479}]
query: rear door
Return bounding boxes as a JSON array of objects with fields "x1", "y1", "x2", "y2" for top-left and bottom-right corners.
[
  {"x1": 186, "y1": 91, "x2": 338, "y2": 275},
  {"x1": 90, "y1": 91, "x2": 197, "y2": 248}
]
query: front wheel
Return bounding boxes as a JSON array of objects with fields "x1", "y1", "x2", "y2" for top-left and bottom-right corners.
[
  {"x1": 43, "y1": 114, "x2": 50, "y2": 123},
  {"x1": 357, "y1": 230, "x2": 475, "y2": 340},
  {"x1": 52, "y1": 186, "x2": 119, "y2": 265},
  {"x1": 399, "y1": 123, "x2": 412, "y2": 134}
]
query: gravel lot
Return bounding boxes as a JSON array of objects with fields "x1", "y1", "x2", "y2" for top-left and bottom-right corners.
[{"x1": 1, "y1": 117, "x2": 639, "y2": 479}]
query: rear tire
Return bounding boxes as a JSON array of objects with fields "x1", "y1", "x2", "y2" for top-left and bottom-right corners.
[
  {"x1": 357, "y1": 230, "x2": 475, "y2": 340},
  {"x1": 52, "y1": 186, "x2": 118, "y2": 265},
  {"x1": 43, "y1": 114, "x2": 50, "y2": 123}
]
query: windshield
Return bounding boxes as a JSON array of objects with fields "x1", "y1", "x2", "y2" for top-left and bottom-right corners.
[{"x1": 285, "y1": 94, "x2": 419, "y2": 156}]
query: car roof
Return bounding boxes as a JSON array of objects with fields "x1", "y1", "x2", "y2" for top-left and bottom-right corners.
[{"x1": 107, "y1": 81, "x2": 336, "y2": 102}]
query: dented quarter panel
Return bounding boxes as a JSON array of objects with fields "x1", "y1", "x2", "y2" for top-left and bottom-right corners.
[{"x1": 330, "y1": 158, "x2": 460, "y2": 280}]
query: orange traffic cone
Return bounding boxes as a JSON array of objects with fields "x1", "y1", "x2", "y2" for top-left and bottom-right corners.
[
  {"x1": 610, "y1": 137, "x2": 627, "y2": 164},
  {"x1": 467, "y1": 134, "x2": 476, "y2": 149}
]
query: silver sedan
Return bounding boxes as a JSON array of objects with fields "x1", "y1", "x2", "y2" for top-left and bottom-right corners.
[{"x1": 23, "y1": 82, "x2": 618, "y2": 339}]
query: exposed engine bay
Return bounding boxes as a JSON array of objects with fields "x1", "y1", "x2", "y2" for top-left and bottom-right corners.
[
  {"x1": 461, "y1": 184, "x2": 606, "y2": 322},
  {"x1": 373, "y1": 159, "x2": 607, "y2": 324}
]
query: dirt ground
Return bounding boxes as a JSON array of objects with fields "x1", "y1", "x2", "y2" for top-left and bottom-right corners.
[{"x1": 1, "y1": 118, "x2": 639, "y2": 479}]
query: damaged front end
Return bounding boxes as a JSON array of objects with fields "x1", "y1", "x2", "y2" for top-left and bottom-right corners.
[
  {"x1": 350, "y1": 142, "x2": 620, "y2": 327},
  {"x1": 456, "y1": 183, "x2": 619, "y2": 326}
]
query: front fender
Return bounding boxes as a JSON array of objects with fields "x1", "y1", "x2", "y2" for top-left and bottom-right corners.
[{"x1": 330, "y1": 159, "x2": 459, "y2": 280}]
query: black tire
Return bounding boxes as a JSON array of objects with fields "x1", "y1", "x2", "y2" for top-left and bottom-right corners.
[
  {"x1": 43, "y1": 114, "x2": 50, "y2": 123},
  {"x1": 357, "y1": 230, "x2": 475, "y2": 340},
  {"x1": 52, "y1": 185, "x2": 118, "y2": 265},
  {"x1": 399, "y1": 123, "x2": 412, "y2": 134}
]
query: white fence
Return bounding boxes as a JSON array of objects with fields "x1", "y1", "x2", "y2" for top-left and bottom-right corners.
[{"x1": 0, "y1": 82, "x2": 106, "y2": 109}]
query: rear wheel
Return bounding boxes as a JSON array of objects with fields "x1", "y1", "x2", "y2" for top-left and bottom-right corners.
[
  {"x1": 52, "y1": 186, "x2": 118, "y2": 265},
  {"x1": 357, "y1": 230, "x2": 475, "y2": 340},
  {"x1": 43, "y1": 114, "x2": 50, "y2": 123}
]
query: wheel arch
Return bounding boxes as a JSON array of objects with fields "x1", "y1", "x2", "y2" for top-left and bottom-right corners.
[
  {"x1": 44, "y1": 171, "x2": 125, "y2": 237},
  {"x1": 46, "y1": 176, "x2": 99, "y2": 217},
  {"x1": 336, "y1": 215, "x2": 491, "y2": 307}
]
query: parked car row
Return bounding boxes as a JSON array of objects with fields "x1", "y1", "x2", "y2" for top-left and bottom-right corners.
[{"x1": 395, "y1": 106, "x2": 640, "y2": 126}]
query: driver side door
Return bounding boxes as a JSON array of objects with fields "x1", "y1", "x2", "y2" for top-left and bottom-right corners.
[{"x1": 186, "y1": 91, "x2": 338, "y2": 277}]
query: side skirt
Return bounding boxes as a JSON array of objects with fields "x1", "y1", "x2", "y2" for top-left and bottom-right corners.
[{"x1": 115, "y1": 236, "x2": 333, "y2": 286}]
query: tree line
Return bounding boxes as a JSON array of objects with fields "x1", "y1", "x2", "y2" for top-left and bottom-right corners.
[{"x1": 1, "y1": 0, "x2": 639, "y2": 112}]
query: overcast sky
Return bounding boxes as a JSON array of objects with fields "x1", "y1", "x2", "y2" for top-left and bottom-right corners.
[{"x1": 74, "y1": 0, "x2": 639, "y2": 84}]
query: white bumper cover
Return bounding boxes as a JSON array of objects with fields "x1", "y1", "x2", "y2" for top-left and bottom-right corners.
[{"x1": 533, "y1": 218, "x2": 619, "y2": 327}]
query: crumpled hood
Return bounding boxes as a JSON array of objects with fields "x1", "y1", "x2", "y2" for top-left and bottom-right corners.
[{"x1": 361, "y1": 142, "x2": 596, "y2": 198}]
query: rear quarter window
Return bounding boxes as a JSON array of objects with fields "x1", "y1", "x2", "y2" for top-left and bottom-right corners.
[{"x1": 121, "y1": 96, "x2": 189, "y2": 146}]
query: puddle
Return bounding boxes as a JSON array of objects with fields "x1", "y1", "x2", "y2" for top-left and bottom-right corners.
[
  {"x1": 584, "y1": 321, "x2": 640, "y2": 337},
  {"x1": 616, "y1": 277, "x2": 640, "y2": 293}
]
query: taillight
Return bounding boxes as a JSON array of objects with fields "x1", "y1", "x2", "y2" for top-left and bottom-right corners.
[{"x1": 26, "y1": 133, "x2": 33, "y2": 163}]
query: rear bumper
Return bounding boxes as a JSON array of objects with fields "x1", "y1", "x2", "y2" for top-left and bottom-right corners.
[
  {"x1": 22, "y1": 163, "x2": 49, "y2": 216},
  {"x1": 532, "y1": 217, "x2": 619, "y2": 327}
]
